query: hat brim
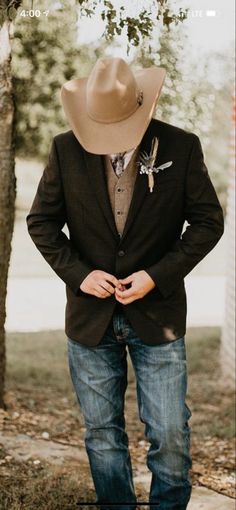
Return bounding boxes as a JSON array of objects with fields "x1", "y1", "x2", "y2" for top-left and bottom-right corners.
[{"x1": 61, "y1": 67, "x2": 166, "y2": 155}]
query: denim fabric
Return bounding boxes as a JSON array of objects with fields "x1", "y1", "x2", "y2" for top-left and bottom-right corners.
[{"x1": 67, "y1": 310, "x2": 192, "y2": 510}]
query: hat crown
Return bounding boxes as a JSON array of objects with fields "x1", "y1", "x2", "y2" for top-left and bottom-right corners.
[{"x1": 86, "y1": 58, "x2": 140, "y2": 124}]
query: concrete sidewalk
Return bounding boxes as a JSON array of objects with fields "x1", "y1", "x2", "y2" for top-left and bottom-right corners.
[
  {"x1": 134, "y1": 471, "x2": 234, "y2": 509},
  {"x1": 189, "y1": 486, "x2": 234, "y2": 509}
]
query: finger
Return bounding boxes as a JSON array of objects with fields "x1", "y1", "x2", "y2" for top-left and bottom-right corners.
[
  {"x1": 102, "y1": 272, "x2": 120, "y2": 288},
  {"x1": 115, "y1": 294, "x2": 137, "y2": 305},
  {"x1": 118, "y1": 283, "x2": 126, "y2": 291},
  {"x1": 92, "y1": 289, "x2": 106, "y2": 298},
  {"x1": 100, "y1": 281, "x2": 115, "y2": 295},
  {"x1": 115, "y1": 287, "x2": 137, "y2": 299},
  {"x1": 115, "y1": 283, "x2": 126, "y2": 292},
  {"x1": 118, "y1": 274, "x2": 134, "y2": 285},
  {"x1": 95, "y1": 284, "x2": 111, "y2": 298}
]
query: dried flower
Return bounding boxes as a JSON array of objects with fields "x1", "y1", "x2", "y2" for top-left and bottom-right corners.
[{"x1": 138, "y1": 137, "x2": 173, "y2": 192}]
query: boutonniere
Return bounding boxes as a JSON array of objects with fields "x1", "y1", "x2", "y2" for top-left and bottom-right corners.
[{"x1": 138, "y1": 137, "x2": 173, "y2": 192}]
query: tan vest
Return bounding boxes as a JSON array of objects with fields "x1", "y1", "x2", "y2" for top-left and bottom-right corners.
[{"x1": 104, "y1": 147, "x2": 140, "y2": 237}]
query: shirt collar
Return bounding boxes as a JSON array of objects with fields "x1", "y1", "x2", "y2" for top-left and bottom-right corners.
[{"x1": 109, "y1": 147, "x2": 137, "y2": 170}]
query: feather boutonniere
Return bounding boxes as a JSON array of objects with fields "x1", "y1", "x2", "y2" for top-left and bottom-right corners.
[{"x1": 138, "y1": 137, "x2": 173, "y2": 192}]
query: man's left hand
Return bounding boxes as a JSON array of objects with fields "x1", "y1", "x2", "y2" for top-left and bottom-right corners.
[{"x1": 115, "y1": 270, "x2": 156, "y2": 305}]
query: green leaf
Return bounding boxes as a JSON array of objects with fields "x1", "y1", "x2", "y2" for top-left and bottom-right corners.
[
  {"x1": 104, "y1": 1, "x2": 114, "y2": 9},
  {"x1": 0, "y1": 9, "x2": 6, "y2": 26},
  {"x1": 8, "y1": 6, "x2": 18, "y2": 21}
]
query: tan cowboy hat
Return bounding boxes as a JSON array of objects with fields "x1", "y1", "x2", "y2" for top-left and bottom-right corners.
[{"x1": 60, "y1": 57, "x2": 166, "y2": 154}]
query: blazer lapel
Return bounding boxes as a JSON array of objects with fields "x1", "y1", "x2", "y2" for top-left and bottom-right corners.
[
  {"x1": 82, "y1": 150, "x2": 119, "y2": 239},
  {"x1": 82, "y1": 119, "x2": 162, "y2": 243},
  {"x1": 121, "y1": 120, "x2": 161, "y2": 242}
]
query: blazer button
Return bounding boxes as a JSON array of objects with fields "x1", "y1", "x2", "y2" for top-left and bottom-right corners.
[{"x1": 118, "y1": 250, "x2": 125, "y2": 257}]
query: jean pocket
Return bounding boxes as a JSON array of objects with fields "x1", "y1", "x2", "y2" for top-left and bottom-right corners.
[
  {"x1": 172, "y1": 336, "x2": 185, "y2": 346},
  {"x1": 159, "y1": 336, "x2": 185, "y2": 349}
]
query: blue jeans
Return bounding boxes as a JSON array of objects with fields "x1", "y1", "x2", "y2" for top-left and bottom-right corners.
[{"x1": 67, "y1": 310, "x2": 192, "y2": 510}]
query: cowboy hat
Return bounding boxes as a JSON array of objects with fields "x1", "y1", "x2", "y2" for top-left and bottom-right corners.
[{"x1": 60, "y1": 57, "x2": 166, "y2": 155}]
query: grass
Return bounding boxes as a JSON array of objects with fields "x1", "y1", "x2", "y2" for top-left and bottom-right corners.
[
  {"x1": 0, "y1": 460, "x2": 96, "y2": 510},
  {"x1": 185, "y1": 328, "x2": 235, "y2": 439},
  {"x1": 6, "y1": 329, "x2": 70, "y2": 392}
]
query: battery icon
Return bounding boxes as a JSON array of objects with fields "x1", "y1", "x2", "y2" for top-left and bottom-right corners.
[{"x1": 206, "y1": 10, "x2": 216, "y2": 16}]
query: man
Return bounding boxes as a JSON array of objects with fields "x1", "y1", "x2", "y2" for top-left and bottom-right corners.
[{"x1": 26, "y1": 57, "x2": 224, "y2": 510}]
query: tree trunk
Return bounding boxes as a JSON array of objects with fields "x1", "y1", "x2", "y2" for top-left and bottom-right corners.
[
  {"x1": 0, "y1": 21, "x2": 16, "y2": 409},
  {"x1": 220, "y1": 93, "x2": 235, "y2": 388}
]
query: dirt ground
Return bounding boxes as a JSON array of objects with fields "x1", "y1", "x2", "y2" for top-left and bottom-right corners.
[{"x1": 0, "y1": 327, "x2": 235, "y2": 509}]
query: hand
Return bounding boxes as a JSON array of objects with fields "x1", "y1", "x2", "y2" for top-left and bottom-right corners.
[
  {"x1": 115, "y1": 270, "x2": 156, "y2": 305},
  {"x1": 80, "y1": 270, "x2": 123, "y2": 298}
]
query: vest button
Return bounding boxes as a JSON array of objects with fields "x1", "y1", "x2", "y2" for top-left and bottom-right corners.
[{"x1": 118, "y1": 250, "x2": 125, "y2": 257}]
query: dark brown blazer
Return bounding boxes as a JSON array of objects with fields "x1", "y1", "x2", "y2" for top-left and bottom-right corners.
[{"x1": 26, "y1": 119, "x2": 224, "y2": 346}]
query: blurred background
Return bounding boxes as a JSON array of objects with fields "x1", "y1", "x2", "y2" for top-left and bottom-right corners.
[{"x1": 0, "y1": 0, "x2": 235, "y2": 508}]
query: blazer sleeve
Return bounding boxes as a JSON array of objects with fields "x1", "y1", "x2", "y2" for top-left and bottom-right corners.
[
  {"x1": 145, "y1": 134, "x2": 225, "y2": 298},
  {"x1": 26, "y1": 138, "x2": 92, "y2": 296}
]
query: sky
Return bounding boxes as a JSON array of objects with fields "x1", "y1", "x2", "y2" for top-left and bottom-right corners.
[{"x1": 77, "y1": 0, "x2": 235, "y2": 56}]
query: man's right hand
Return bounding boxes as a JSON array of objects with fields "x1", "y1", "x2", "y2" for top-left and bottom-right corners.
[{"x1": 80, "y1": 270, "x2": 123, "y2": 298}]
